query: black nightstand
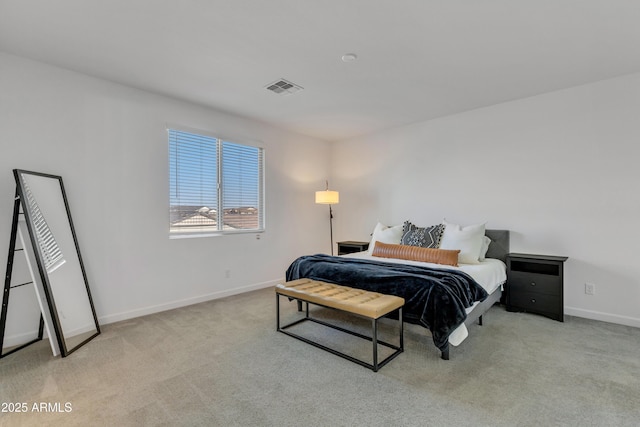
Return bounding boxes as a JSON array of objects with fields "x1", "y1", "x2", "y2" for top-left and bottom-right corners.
[
  {"x1": 337, "y1": 241, "x2": 369, "y2": 255},
  {"x1": 506, "y1": 253, "x2": 568, "y2": 322}
]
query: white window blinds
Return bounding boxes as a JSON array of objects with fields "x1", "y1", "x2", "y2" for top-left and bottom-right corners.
[
  {"x1": 169, "y1": 129, "x2": 264, "y2": 235},
  {"x1": 21, "y1": 178, "x2": 66, "y2": 273}
]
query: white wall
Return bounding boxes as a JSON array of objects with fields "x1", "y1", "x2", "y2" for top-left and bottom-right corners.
[
  {"x1": 0, "y1": 52, "x2": 332, "y2": 336},
  {"x1": 332, "y1": 73, "x2": 640, "y2": 328},
  {"x1": 4, "y1": 50, "x2": 638, "y2": 340}
]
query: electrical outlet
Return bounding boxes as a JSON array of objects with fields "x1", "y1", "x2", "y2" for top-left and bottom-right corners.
[{"x1": 585, "y1": 283, "x2": 595, "y2": 295}]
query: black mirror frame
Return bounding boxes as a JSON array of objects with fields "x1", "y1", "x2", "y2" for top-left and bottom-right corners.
[{"x1": 12, "y1": 169, "x2": 100, "y2": 357}]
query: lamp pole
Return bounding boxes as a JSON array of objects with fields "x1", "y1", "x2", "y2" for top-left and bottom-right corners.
[{"x1": 329, "y1": 204, "x2": 334, "y2": 255}]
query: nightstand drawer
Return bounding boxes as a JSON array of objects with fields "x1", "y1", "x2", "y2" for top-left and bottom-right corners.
[
  {"x1": 509, "y1": 291, "x2": 559, "y2": 314},
  {"x1": 508, "y1": 271, "x2": 561, "y2": 296}
]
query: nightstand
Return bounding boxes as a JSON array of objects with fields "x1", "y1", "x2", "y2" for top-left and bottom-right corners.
[
  {"x1": 337, "y1": 241, "x2": 369, "y2": 255},
  {"x1": 506, "y1": 253, "x2": 568, "y2": 322}
]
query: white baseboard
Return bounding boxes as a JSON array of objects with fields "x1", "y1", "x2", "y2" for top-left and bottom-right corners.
[
  {"x1": 2, "y1": 280, "x2": 281, "y2": 348},
  {"x1": 565, "y1": 306, "x2": 640, "y2": 328},
  {"x1": 98, "y1": 278, "x2": 282, "y2": 326},
  {"x1": 6, "y1": 287, "x2": 637, "y2": 350}
]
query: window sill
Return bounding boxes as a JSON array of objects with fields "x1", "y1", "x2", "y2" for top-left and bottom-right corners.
[{"x1": 169, "y1": 229, "x2": 265, "y2": 239}]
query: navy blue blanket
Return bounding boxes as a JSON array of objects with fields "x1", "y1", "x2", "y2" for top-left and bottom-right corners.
[{"x1": 285, "y1": 254, "x2": 488, "y2": 351}]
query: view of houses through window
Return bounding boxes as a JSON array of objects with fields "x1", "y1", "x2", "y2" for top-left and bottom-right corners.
[{"x1": 169, "y1": 128, "x2": 264, "y2": 235}]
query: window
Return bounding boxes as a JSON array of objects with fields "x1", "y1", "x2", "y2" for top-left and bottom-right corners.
[{"x1": 168, "y1": 128, "x2": 264, "y2": 236}]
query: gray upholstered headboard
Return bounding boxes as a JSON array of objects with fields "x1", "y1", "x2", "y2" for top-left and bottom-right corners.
[{"x1": 485, "y1": 230, "x2": 510, "y2": 263}]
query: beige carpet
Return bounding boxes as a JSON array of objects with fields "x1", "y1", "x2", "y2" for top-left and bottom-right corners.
[{"x1": 1, "y1": 287, "x2": 639, "y2": 426}]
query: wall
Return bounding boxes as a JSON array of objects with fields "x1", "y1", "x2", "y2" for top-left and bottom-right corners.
[
  {"x1": 332, "y1": 73, "x2": 640, "y2": 328},
  {"x1": 0, "y1": 52, "x2": 331, "y2": 341}
]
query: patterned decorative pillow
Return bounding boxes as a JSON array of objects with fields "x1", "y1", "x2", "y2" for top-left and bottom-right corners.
[{"x1": 401, "y1": 221, "x2": 445, "y2": 248}]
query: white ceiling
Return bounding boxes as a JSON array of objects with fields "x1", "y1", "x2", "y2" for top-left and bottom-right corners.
[{"x1": 2, "y1": 0, "x2": 640, "y2": 142}]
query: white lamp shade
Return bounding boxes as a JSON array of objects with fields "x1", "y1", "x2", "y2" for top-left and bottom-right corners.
[{"x1": 315, "y1": 190, "x2": 339, "y2": 205}]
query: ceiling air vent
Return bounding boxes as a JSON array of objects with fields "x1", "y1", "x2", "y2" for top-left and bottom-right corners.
[{"x1": 265, "y1": 78, "x2": 303, "y2": 96}]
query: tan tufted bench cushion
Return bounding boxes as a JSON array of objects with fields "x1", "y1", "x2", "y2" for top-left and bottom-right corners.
[
  {"x1": 276, "y1": 278, "x2": 405, "y2": 371},
  {"x1": 276, "y1": 278, "x2": 404, "y2": 319}
]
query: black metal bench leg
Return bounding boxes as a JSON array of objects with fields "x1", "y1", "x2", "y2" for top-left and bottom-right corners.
[
  {"x1": 372, "y1": 318, "x2": 379, "y2": 372},
  {"x1": 276, "y1": 293, "x2": 281, "y2": 331},
  {"x1": 399, "y1": 308, "x2": 404, "y2": 350},
  {"x1": 441, "y1": 343, "x2": 450, "y2": 360},
  {"x1": 478, "y1": 315, "x2": 483, "y2": 326}
]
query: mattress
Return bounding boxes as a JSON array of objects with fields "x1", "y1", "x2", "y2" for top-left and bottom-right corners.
[
  {"x1": 343, "y1": 251, "x2": 506, "y2": 293},
  {"x1": 342, "y1": 251, "x2": 507, "y2": 346}
]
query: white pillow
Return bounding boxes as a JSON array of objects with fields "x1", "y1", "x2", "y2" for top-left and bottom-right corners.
[
  {"x1": 368, "y1": 222, "x2": 404, "y2": 255},
  {"x1": 439, "y1": 220, "x2": 486, "y2": 264},
  {"x1": 479, "y1": 236, "x2": 491, "y2": 261}
]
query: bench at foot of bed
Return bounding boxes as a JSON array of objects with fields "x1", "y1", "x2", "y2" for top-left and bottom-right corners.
[{"x1": 276, "y1": 278, "x2": 405, "y2": 372}]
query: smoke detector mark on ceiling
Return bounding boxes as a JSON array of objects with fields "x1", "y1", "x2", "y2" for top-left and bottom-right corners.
[
  {"x1": 341, "y1": 53, "x2": 358, "y2": 62},
  {"x1": 265, "y1": 79, "x2": 303, "y2": 95}
]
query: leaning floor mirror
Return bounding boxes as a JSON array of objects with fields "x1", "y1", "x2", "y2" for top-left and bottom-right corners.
[{"x1": 4, "y1": 169, "x2": 100, "y2": 357}]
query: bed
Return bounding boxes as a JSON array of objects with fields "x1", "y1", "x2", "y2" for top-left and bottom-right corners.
[{"x1": 285, "y1": 227, "x2": 510, "y2": 360}]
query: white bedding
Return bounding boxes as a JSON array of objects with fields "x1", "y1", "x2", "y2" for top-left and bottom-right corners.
[{"x1": 342, "y1": 251, "x2": 507, "y2": 346}]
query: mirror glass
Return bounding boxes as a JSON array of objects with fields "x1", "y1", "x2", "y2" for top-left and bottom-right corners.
[{"x1": 16, "y1": 170, "x2": 99, "y2": 356}]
